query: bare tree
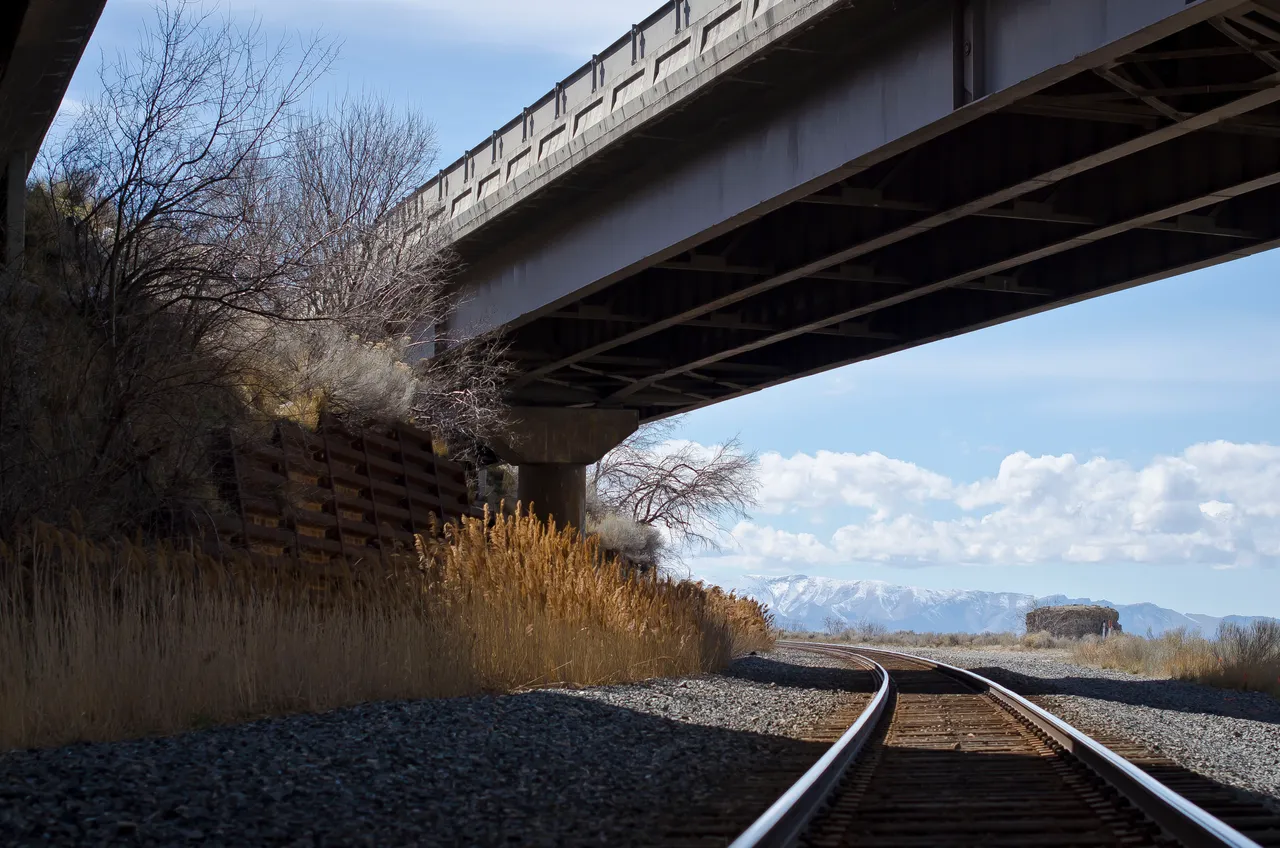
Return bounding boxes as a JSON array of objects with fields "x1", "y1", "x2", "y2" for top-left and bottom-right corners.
[
  {"x1": 588, "y1": 415, "x2": 759, "y2": 555},
  {"x1": 2, "y1": 1, "x2": 505, "y2": 533}
]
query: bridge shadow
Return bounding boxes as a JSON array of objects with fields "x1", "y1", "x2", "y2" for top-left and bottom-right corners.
[
  {"x1": 966, "y1": 665, "x2": 1280, "y2": 726},
  {"x1": 0, "y1": 653, "x2": 865, "y2": 847},
  {"x1": 723, "y1": 653, "x2": 880, "y2": 693}
]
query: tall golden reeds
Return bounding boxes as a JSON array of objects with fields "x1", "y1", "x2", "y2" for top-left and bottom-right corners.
[{"x1": 0, "y1": 508, "x2": 774, "y2": 751}]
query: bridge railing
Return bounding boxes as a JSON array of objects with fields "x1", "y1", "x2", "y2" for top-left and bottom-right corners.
[{"x1": 393, "y1": 0, "x2": 832, "y2": 234}]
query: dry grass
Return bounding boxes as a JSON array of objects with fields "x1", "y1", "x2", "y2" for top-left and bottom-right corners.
[
  {"x1": 0, "y1": 510, "x2": 774, "y2": 751},
  {"x1": 784, "y1": 628, "x2": 1070, "y2": 651},
  {"x1": 1071, "y1": 623, "x2": 1280, "y2": 697}
]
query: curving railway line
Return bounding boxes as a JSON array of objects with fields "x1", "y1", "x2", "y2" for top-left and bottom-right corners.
[{"x1": 729, "y1": 643, "x2": 1280, "y2": 848}]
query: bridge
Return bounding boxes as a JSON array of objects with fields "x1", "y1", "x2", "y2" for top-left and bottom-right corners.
[
  {"x1": 0, "y1": 0, "x2": 106, "y2": 267},
  {"x1": 403, "y1": 0, "x2": 1280, "y2": 526}
]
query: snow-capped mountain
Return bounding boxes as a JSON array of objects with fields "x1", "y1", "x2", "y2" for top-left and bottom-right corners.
[{"x1": 744, "y1": 574, "x2": 1274, "y2": 636}]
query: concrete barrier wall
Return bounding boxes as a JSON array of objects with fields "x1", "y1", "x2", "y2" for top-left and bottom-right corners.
[{"x1": 392, "y1": 0, "x2": 852, "y2": 237}]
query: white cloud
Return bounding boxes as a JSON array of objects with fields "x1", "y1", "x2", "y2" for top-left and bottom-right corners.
[
  {"x1": 729, "y1": 522, "x2": 842, "y2": 565},
  {"x1": 756, "y1": 450, "x2": 952, "y2": 518},
  {"x1": 726, "y1": 441, "x2": 1280, "y2": 569},
  {"x1": 56, "y1": 97, "x2": 84, "y2": 119}
]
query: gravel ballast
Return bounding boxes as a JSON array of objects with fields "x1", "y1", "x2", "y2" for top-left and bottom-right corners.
[
  {"x1": 0, "y1": 646, "x2": 869, "y2": 846},
  {"x1": 900, "y1": 646, "x2": 1280, "y2": 810}
]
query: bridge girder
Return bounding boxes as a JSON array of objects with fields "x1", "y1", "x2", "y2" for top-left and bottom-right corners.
[{"x1": 430, "y1": 0, "x2": 1280, "y2": 422}]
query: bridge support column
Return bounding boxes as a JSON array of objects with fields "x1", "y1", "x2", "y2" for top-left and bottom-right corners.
[
  {"x1": 2, "y1": 152, "x2": 26, "y2": 269},
  {"x1": 489, "y1": 408, "x2": 638, "y2": 531}
]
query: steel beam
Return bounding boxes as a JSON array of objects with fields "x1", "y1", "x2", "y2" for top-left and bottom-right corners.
[
  {"x1": 1093, "y1": 65, "x2": 1188, "y2": 121},
  {"x1": 515, "y1": 77, "x2": 1280, "y2": 390},
  {"x1": 602, "y1": 158, "x2": 1280, "y2": 401},
  {"x1": 662, "y1": 230, "x2": 1280, "y2": 423},
  {"x1": 1212, "y1": 15, "x2": 1280, "y2": 71}
]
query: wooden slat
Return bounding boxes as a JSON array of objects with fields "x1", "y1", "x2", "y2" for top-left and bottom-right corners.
[
  {"x1": 216, "y1": 418, "x2": 475, "y2": 564},
  {"x1": 237, "y1": 466, "x2": 290, "y2": 489}
]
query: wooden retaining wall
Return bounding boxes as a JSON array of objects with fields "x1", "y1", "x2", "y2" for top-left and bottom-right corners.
[{"x1": 206, "y1": 418, "x2": 478, "y2": 564}]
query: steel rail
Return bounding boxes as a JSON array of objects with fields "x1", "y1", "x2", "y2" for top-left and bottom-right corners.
[
  {"x1": 732, "y1": 642, "x2": 1262, "y2": 848},
  {"x1": 727, "y1": 650, "x2": 890, "y2": 848},
  {"x1": 732, "y1": 645, "x2": 1269, "y2": 848},
  {"x1": 853, "y1": 646, "x2": 1263, "y2": 848}
]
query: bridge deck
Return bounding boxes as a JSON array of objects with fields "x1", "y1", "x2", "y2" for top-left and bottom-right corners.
[{"x1": 418, "y1": 0, "x2": 1280, "y2": 423}]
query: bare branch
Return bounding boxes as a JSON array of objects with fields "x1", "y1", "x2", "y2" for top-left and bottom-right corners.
[
  {"x1": 4, "y1": 0, "x2": 511, "y2": 535},
  {"x1": 588, "y1": 417, "x2": 759, "y2": 555}
]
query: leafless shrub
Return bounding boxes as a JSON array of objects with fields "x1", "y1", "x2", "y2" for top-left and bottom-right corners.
[
  {"x1": 3, "y1": 1, "x2": 507, "y2": 533},
  {"x1": 821, "y1": 616, "x2": 887, "y2": 641},
  {"x1": 1215, "y1": 619, "x2": 1280, "y2": 667},
  {"x1": 588, "y1": 416, "x2": 758, "y2": 557}
]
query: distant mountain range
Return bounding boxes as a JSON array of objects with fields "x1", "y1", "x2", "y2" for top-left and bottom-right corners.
[{"x1": 743, "y1": 574, "x2": 1275, "y2": 636}]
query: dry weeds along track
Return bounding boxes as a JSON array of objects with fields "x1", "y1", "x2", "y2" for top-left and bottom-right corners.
[{"x1": 728, "y1": 644, "x2": 1280, "y2": 848}]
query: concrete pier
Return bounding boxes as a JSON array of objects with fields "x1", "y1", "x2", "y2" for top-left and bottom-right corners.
[{"x1": 489, "y1": 407, "x2": 638, "y2": 530}]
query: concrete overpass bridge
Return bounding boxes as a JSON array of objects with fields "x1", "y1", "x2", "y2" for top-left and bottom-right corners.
[
  {"x1": 402, "y1": 0, "x2": 1280, "y2": 526},
  {"x1": 0, "y1": 0, "x2": 106, "y2": 266}
]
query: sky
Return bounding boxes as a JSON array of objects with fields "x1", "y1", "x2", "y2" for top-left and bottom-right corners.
[{"x1": 58, "y1": 0, "x2": 1280, "y2": 619}]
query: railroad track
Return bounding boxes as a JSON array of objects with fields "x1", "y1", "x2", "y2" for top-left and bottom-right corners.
[{"x1": 731, "y1": 643, "x2": 1280, "y2": 848}]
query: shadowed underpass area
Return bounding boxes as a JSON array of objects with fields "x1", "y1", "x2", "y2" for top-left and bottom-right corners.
[
  {"x1": 0, "y1": 652, "x2": 875, "y2": 846},
  {"x1": 721, "y1": 654, "x2": 878, "y2": 690},
  {"x1": 968, "y1": 666, "x2": 1280, "y2": 726}
]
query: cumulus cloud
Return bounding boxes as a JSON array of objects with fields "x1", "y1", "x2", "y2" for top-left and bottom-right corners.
[
  {"x1": 732, "y1": 442, "x2": 1280, "y2": 569},
  {"x1": 756, "y1": 450, "x2": 952, "y2": 519}
]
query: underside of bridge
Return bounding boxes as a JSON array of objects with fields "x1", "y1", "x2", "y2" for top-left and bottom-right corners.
[
  {"x1": 451, "y1": 1, "x2": 1280, "y2": 425},
  {"x1": 0, "y1": 0, "x2": 107, "y2": 267}
]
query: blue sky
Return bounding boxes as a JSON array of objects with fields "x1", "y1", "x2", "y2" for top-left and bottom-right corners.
[{"x1": 62, "y1": 0, "x2": 1280, "y2": 619}]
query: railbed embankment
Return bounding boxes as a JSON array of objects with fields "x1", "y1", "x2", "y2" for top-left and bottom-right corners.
[{"x1": 0, "y1": 647, "x2": 871, "y2": 846}]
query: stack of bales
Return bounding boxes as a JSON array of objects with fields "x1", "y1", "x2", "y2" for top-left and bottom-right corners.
[{"x1": 1025, "y1": 605, "x2": 1121, "y2": 639}]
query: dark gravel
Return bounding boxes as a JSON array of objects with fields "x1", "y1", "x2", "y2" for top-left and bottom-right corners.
[{"x1": 0, "y1": 646, "x2": 869, "y2": 846}]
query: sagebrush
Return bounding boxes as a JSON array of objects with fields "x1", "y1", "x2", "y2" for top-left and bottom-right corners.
[
  {"x1": 787, "y1": 627, "x2": 1071, "y2": 651},
  {"x1": 1072, "y1": 623, "x2": 1280, "y2": 697}
]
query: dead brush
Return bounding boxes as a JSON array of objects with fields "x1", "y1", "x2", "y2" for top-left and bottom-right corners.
[
  {"x1": 420, "y1": 506, "x2": 776, "y2": 687},
  {"x1": 1072, "y1": 625, "x2": 1280, "y2": 698},
  {"x1": 0, "y1": 507, "x2": 774, "y2": 751}
]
